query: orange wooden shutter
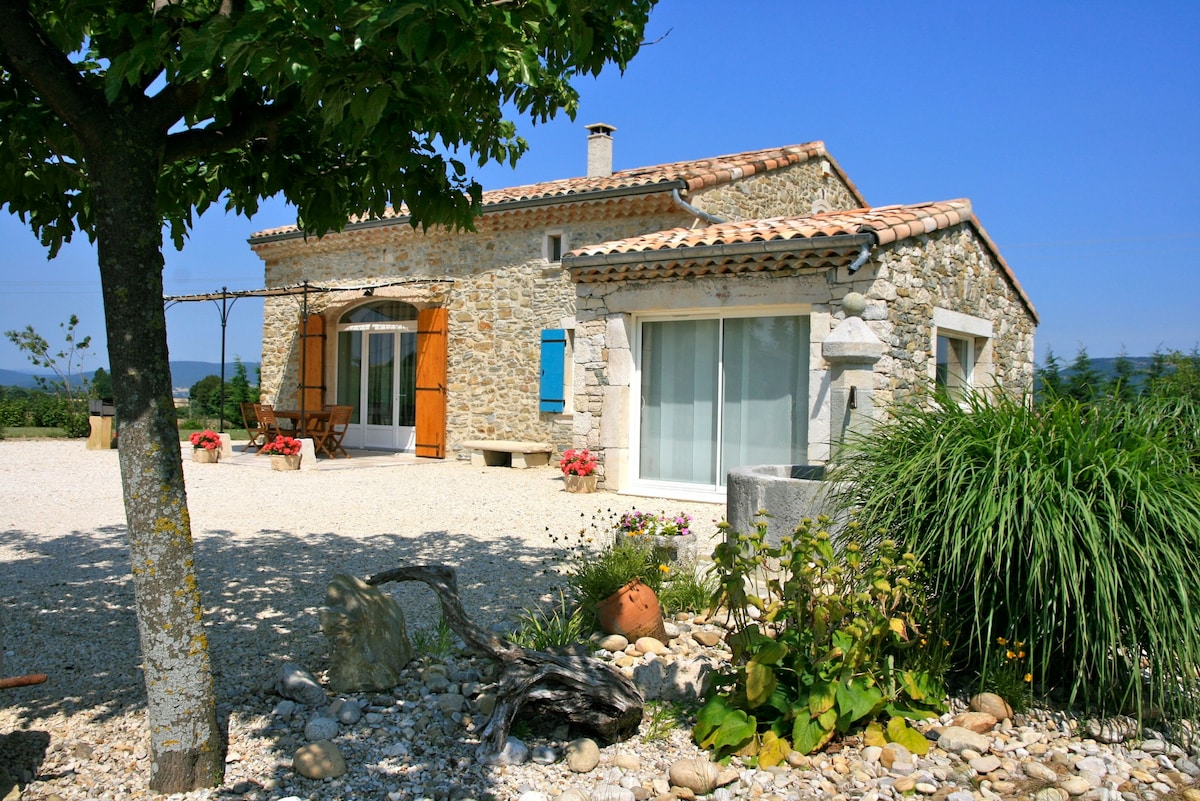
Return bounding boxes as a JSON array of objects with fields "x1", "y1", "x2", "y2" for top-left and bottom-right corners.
[
  {"x1": 300, "y1": 313, "x2": 325, "y2": 411},
  {"x1": 415, "y1": 307, "x2": 448, "y2": 458}
]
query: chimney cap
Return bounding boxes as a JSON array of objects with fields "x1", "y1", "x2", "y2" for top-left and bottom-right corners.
[{"x1": 585, "y1": 122, "x2": 617, "y2": 136}]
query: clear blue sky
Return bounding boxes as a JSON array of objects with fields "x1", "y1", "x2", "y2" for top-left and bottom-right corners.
[{"x1": 2, "y1": 0, "x2": 1197, "y2": 372}]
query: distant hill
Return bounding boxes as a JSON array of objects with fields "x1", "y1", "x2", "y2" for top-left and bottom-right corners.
[{"x1": 0, "y1": 361, "x2": 260, "y2": 395}]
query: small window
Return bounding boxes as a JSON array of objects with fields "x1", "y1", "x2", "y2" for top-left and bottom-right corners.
[
  {"x1": 936, "y1": 334, "x2": 974, "y2": 398},
  {"x1": 546, "y1": 232, "x2": 565, "y2": 263}
]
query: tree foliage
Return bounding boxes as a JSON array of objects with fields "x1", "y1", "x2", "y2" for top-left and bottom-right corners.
[
  {"x1": 1, "y1": 0, "x2": 655, "y2": 791},
  {"x1": 1, "y1": 0, "x2": 655, "y2": 253}
]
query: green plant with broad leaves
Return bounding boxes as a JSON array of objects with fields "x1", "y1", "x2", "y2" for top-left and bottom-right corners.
[
  {"x1": 694, "y1": 515, "x2": 944, "y2": 764},
  {"x1": 830, "y1": 391, "x2": 1200, "y2": 726}
]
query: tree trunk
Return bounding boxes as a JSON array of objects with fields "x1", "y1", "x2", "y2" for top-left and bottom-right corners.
[
  {"x1": 87, "y1": 129, "x2": 224, "y2": 792},
  {"x1": 367, "y1": 565, "x2": 644, "y2": 749}
]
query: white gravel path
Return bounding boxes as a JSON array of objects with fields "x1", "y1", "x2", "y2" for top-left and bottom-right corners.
[{"x1": 0, "y1": 439, "x2": 725, "y2": 800}]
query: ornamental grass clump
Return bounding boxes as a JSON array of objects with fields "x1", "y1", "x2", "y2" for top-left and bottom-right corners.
[{"x1": 830, "y1": 392, "x2": 1200, "y2": 724}]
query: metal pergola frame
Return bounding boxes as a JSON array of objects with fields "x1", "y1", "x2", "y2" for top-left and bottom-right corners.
[{"x1": 164, "y1": 278, "x2": 451, "y2": 433}]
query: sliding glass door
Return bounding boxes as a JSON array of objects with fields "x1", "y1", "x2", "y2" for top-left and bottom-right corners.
[{"x1": 639, "y1": 313, "x2": 809, "y2": 490}]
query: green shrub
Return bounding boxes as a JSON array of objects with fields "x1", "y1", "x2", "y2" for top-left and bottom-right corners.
[
  {"x1": 657, "y1": 564, "x2": 716, "y2": 616},
  {"x1": 830, "y1": 392, "x2": 1200, "y2": 723},
  {"x1": 565, "y1": 529, "x2": 668, "y2": 611},
  {"x1": 694, "y1": 515, "x2": 944, "y2": 764},
  {"x1": 509, "y1": 592, "x2": 591, "y2": 651}
]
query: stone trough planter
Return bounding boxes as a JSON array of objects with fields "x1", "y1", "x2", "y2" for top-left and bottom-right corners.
[{"x1": 726, "y1": 464, "x2": 843, "y2": 545}]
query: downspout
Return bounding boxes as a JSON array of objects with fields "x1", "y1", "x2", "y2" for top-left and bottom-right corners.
[
  {"x1": 671, "y1": 187, "x2": 725, "y2": 225},
  {"x1": 846, "y1": 240, "x2": 873, "y2": 274}
]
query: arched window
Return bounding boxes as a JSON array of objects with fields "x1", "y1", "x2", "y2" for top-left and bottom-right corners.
[{"x1": 339, "y1": 300, "x2": 418, "y2": 325}]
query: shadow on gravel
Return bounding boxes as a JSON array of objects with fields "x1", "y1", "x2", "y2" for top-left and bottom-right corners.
[{"x1": 2, "y1": 516, "x2": 593, "y2": 797}]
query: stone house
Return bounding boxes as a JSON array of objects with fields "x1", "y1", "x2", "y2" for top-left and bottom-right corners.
[{"x1": 249, "y1": 125, "x2": 1036, "y2": 501}]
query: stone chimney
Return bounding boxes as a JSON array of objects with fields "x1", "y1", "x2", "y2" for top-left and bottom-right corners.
[{"x1": 586, "y1": 123, "x2": 616, "y2": 177}]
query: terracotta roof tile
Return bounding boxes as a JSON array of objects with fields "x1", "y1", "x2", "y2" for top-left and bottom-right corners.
[
  {"x1": 567, "y1": 200, "x2": 974, "y2": 258},
  {"x1": 563, "y1": 199, "x2": 1037, "y2": 323},
  {"x1": 251, "y1": 142, "x2": 842, "y2": 240}
]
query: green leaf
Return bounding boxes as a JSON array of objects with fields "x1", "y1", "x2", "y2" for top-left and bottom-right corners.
[
  {"x1": 886, "y1": 716, "x2": 930, "y2": 756},
  {"x1": 758, "y1": 731, "x2": 792, "y2": 768},
  {"x1": 808, "y1": 680, "x2": 836, "y2": 717},
  {"x1": 694, "y1": 696, "x2": 757, "y2": 756},
  {"x1": 754, "y1": 640, "x2": 789, "y2": 666},
  {"x1": 792, "y1": 713, "x2": 835, "y2": 755},
  {"x1": 835, "y1": 677, "x2": 884, "y2": 730},
  {"x1": 746, "y1": 660, "x2": 777, "y2": 709}
]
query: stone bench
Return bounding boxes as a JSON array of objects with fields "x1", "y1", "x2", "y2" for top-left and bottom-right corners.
[{"x1": 460, "y1": 440, "x2": 554, "y2": 469}]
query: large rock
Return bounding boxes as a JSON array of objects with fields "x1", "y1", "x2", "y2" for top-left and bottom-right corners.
[
  {"x1": 276, "y1": 662, "x2": 327, "y2": 707},
  {"x1": 565, "y1": 738, "x2": 600, "y2": 773},
  {"x1": 632, "y1": 657, "x2": 715, "y2": 703},
  {"x1": 937, "y1": 725, "x2": 993, "y2": 754},
  {"x1": 969, "y1": 692, "x2": 1013, "y2": 721},
  {"x1": 668, "y1": 757, "x2": 735, "y2": 794},
  {"x1": 319, "y1": 574, "x2": 413, "y2": 693},
  {"x1": 293, "y1": 740, "x2": 347, "y2": 779}
]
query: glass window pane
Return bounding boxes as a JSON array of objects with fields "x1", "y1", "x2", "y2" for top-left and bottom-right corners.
[
  {"x1": 398, "y1": 332, "x2": 416, "y2": 427},
  {"x1": 640, "y1": 320, "x2": 719, "y2": 484},
  {"x1": 342, "y1": 300, "x2": 418, "y2": 324},
  {"x1": 721, "y1": 316, "x2": 809, "y2": 478},
  {"x1": 367, "y1": 333, "x2": 394, "y2": 426},
  {"x1": 937, "y1": 334, "x2": 972, "y2": 397},
  {"x1": 336, "y1": 331, "x2": 361, "y2": 425}
]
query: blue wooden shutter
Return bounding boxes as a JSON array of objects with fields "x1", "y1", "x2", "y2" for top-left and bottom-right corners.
[{"x1": 540, "y1": 329, "x2": 566, "y2": 413}]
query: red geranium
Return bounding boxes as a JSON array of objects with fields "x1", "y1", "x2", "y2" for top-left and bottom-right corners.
[
  {"x1": 189, "y1": 430, "x2": 221, "y2": 450},
  {"x1": 559, "y1": 448, "x2": 598, "y2": 476},
  {"x1": 262, "y1": 436, "x2": 302, "y2": 456}
]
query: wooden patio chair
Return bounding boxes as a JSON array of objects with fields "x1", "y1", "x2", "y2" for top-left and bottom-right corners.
[
  {"x1": 240, "y1": 402, "x2": 268, "y2": 452},
  {"x1": 312, "y1": 404, "x2": 352, "y2": 458},
  {"x1": 254, "y1": 404, "x2": 295, "y2": 455}
]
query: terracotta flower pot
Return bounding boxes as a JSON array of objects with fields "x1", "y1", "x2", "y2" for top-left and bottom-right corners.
[
  {"x1": 192, "y1": 448, "x2": 220, "y2": 463},
  {"x1": 270, "y1": 454, "x2": 302, "y2": 471},
  {"x1": 595, "y1": 579, "x2": 667, "y2": 642},
  {"x1": 563, "y1": 473, "x2": 598, "y2": 493}
]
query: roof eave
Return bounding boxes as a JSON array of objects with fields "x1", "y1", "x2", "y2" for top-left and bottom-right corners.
[
  {"x1": 248, "y1": 181, "x2": 687, "y2": 246},
  {"x1": 564, "y1": 232, "x2": 876, "y2": 281}
]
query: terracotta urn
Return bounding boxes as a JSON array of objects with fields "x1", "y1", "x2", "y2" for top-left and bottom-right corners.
[
  {"x1": 270, "y1": 454, "x2": 302, "y2": 471},
  {"x1": 563, "y1": 473, "x2": 598, "y2": 493},
  {"x1": 191, "y1": 448, "x2": 220, "y2": 463},
  {"x1": 595, "y1": 579, "x2": 667, "y2": 642}
]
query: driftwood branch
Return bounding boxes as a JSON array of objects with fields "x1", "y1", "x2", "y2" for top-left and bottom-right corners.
[{"x1": 367, "y1": 565, "x2": 643, "y2": 751}]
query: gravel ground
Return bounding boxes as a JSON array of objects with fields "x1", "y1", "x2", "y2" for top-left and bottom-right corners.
[{"x1": 0, "y1": 439, "x2": 725, "y2": 800}]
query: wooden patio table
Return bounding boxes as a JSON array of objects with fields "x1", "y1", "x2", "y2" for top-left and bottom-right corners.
[{"x1": 274, "y1": 408, "x2": 331, "y2": 438}]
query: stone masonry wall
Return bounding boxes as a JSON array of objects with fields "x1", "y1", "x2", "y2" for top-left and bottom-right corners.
[
  {"x1": 572, "y1": 222, "x2": 1036, "y2": 488},
  {"x1": 691, "y1": 159, "x2": 863, "y2": 221},
  {"x1": 848, "y1": 226, "x2": 1037, "y2": 411}
]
